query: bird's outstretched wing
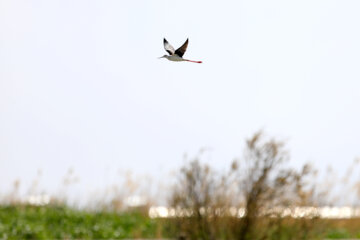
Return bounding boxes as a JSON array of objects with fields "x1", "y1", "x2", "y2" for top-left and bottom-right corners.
[
  {"x1": 175, "y1": 39, "x2": 188, "y2": 57},
  {"x1": 163, "y1": 38, "x2": 175, "y2": 55}
]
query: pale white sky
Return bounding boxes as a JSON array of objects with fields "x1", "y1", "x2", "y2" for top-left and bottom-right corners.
[{"x1": 1, "y1": 0, "x2": 360, "y2": 200}]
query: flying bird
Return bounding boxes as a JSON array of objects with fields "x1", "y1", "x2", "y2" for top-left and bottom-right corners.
[{"x1": 159, "y1": 38, "x2": 202, "y2": 63}]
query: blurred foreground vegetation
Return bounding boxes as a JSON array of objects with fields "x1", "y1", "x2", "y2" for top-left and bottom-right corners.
[
  {"x1": 0, "y1": 204, "x2": 165, "y2": 239},
  {"x1": 0, "y1": 204, "x2": 360, "y2": 239},
  {"x1": 1, "y1": 131, "x2": 360, "y2": 239}
]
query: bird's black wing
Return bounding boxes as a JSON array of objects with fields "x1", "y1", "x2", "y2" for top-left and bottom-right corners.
[
  {"x1": 163, "y1": 38, "x2": 175, "y2": 55},
  {"x1": 174, "y1": 38, "x2": 188, "y2": 57}
]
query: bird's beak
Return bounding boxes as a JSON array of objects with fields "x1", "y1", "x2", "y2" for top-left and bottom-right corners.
[{"x1": 158, "y1": 56, "x2": 164, "y2": 59}]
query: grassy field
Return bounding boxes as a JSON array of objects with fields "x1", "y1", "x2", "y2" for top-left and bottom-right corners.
[
  {"x1": 1, "y1": 204, "x2": 360, "y2": 239},
  {"x1": 0, "y1": 204, "x2": 169, "y2": 239}
]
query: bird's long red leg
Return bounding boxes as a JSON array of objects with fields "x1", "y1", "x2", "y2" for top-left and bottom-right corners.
[{"x1": 185, "y1": 59, "x2": 202, "y2": 63}]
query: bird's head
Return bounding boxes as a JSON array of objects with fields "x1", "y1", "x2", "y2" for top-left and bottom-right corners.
[{"x1": 158, "y1": 55, "x2": 168, "y2": 59}]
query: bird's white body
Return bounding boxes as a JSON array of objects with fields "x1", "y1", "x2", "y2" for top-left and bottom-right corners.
[{"x1": 163, "y1": 55, "x2": 185, "y2": 62}]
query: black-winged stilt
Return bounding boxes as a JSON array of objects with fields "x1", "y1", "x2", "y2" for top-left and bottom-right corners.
[{"x1": 159, "y1": 38, "x2": 202, "y2": 63}]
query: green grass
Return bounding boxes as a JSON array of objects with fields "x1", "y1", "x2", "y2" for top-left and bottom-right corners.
[
  {"x1": 1, "y1": 204, "x2": 360, "y2": 239},
  {"x1": 0, "y1": 205, "x2": 163, "y2": 239},
  {"x1": 326, "y1": 228, "x2": 351, "y2": 239}
]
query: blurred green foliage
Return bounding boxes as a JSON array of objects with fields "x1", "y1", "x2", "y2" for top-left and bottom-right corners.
[
  {"x1": 0, "y1": 205, "x2": 162, "y2": 239},
  {"x1": 0, "y1": 204, "x2": 360, "y2": 239},
  {"x1": 326, "y1": 228, "x2": 351, "y2": 239}
]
